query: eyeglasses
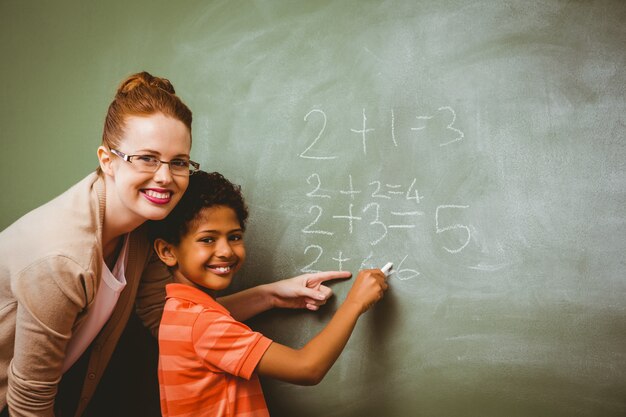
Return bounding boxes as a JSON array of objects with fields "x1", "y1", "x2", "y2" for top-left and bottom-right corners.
[{"x1": 111, "y1": 149, "x2": 200, "y2": 176}]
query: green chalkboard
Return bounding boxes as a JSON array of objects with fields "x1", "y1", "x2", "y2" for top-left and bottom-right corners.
[{"x1": 1, "y1": 1, "x2": 625, "y2": 416}]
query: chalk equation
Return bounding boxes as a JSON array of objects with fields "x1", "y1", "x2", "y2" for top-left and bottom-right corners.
[
  {"x1": 302, "y1": 174, "x2": 424, "y2": 242},
  {"x1": 300, "y1": 106, "x2": 464, "y2": 159},
  {"x1": 296, "y1": 106, "x2": 473, "y2": 280}
]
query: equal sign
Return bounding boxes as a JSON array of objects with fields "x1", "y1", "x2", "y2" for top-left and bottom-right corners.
[{"x1": 389, "y1": 211, "x2": 424, "y2": 228}]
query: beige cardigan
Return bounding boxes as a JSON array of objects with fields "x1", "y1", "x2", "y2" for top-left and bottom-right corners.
[{"x1": 0, "y1": 173, "x2": 170, "y2": 417}]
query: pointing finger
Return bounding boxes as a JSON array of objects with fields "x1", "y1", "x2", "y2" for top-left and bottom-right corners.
[{"x1": 305, "y1": 270, "x2": 352, "y2": 286}]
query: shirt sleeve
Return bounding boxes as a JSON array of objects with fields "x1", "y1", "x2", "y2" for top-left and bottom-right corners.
[{"x1": 192, "y1": 309, "x2": 272, "y2": 380}]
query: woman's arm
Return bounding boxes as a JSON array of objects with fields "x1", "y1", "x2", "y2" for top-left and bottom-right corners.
[
  {"x1": 7, "y1": 258, "x2": 87, "y2": 417},
  {"x1": 217, "y1": 271, "x2": 351, "y2": 322},
  {"x1": 255, "y1": 269, "x2": 387, "y2": 385},
  {"x1": 138, "y1": 241, "x2": 352, "y2": 327},
  {"x1": 136, "y1": 249, "x2": 172, "y2": 337}
]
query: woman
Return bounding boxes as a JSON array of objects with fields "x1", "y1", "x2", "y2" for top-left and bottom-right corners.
[{"x1": 0, "y1": 72, "x2": 349, "y2": 417}]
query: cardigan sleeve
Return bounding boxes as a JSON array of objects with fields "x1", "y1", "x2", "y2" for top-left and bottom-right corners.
[{"x1": 7, "y1": 255, "x2": 90, "y2": 417}]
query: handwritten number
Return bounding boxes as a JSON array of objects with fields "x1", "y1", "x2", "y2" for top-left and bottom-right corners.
[
  {"x1": 435, "y1": 205, "x2": 471, "y2": 253},
  {"x1": 438, "y1": 106, "x2": 464, "y2": 146},
  {"x1": 306, "y1": 173, "x2": 331, "y2": 198},
  {"x1": 302, "y1": 205, "x2": 334, "y2": 236},
  {"x1": 405, "y1": 178, "x2": 422, "y2": 204},
  {"x1": 370, "y1": 181, "x2": 391, "y2": 199},
  {"x1": 395, "y1": 255, "x2": 420, "y2": 281},
  {"x1": 300, "y1": 109, "x2": 336, "y2": 160},
  {"x1": 363, "y1": 203, "x2": 388, "y2": 246},
  {"x1": 301, "y1": 245, "x2": 323, "y2": 273}
]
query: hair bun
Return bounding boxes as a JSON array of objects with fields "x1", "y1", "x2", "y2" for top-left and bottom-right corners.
[{"x1": 117, "y1": 71, "x2": 176, "y2": 95}]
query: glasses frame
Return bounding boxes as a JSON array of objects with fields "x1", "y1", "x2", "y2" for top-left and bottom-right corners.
[{"x1": 110, "y1": 149, "x2": 200, "y2": 176}]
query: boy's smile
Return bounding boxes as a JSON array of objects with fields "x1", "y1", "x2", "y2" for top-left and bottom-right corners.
[{"x1": 169, "y1": 206, "x2": 246, "y2": 291}]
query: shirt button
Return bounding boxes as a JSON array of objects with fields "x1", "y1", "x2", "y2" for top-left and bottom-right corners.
[{"x1": 88, "y1": 372, "x2": 96, "y2": 380}]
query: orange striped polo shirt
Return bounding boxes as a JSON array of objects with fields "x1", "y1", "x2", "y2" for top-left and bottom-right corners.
[{"x1": 158, "y1": 283, "x2": 273, "y2": 417}]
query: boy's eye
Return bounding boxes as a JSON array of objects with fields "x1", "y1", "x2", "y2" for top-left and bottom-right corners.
[
  {"x1": 199, "y1": 237, "x2": 215, "y2": 244},
  {"x1": 229, "y1": 234, "x2": 243, "y2": 242}
]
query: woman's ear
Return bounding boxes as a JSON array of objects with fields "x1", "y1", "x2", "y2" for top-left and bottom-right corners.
[
  {"x1": 153, "y1": 238, "x2": 179, "y2": 267},
  {"x1": 97, "y1": 146, "x2": 115, "y2": 176}
]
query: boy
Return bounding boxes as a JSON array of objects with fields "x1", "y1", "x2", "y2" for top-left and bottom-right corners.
[{"x1": 150, "y1": 171, "x2": 388, "y2": 417}]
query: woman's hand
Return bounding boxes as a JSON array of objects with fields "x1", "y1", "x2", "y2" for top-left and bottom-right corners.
[
  {"x1": 268, "y1": 271, "x2": 352, "y2": 311},
  {"x1": 218, "y1": 271, "x2": 352, "y2": 321}
]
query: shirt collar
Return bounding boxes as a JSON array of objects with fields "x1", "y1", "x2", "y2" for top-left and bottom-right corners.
[{"x1": 165, "y1": 283, "x2": 229, "y2": 313}]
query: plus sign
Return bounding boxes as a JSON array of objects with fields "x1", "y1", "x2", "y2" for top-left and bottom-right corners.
[
  {"x1": 331, "y1": 251, "x2": 351, "y2": 271},
  {"x1": 332, "y1": 203, "x2": 362, "y2": 234}
]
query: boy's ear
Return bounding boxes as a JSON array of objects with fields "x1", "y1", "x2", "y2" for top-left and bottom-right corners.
[{"x1": 153, "y1": 238, "x2": 178, "y2": 267}]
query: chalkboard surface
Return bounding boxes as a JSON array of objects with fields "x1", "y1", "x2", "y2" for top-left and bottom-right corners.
[{"x1": 1, "y1": 1, "x2": 625, "y2": 416}]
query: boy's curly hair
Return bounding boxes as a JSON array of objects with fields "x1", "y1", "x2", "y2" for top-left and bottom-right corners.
[{"x1": 148, "y1": 171, "x2": 249, "y2": 245}]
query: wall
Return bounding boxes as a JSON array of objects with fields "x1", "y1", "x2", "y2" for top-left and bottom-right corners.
[{"x1": 1, "y1": 1, "x2": 625, "y2": 416}]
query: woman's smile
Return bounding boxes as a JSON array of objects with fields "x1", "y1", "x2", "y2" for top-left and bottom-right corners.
[{"x1": 142, "y1": 188, "x2": 173, "y2": 204}]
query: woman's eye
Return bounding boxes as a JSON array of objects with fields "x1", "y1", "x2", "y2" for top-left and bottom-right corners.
[
  {"x1": 136, "y1": 155, "x2": 157, "y2": 163},
  {"x1": 170, "y1": 159, "x2": 190, "y2": 168}
]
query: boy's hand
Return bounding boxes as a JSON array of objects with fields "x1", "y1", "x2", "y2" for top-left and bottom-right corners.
[
  {"x1": 344, "y1": 269, "x2": 388, "y2": 314},
  {"x1": 270, "y1": 271, "x2": 352, "y2": 311}
]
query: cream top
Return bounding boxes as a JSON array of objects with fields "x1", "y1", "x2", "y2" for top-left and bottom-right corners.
[{"x1": 62, "y1": 235, "x2": 129, "y2": 373}]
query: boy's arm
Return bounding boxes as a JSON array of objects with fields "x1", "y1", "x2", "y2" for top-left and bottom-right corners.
[
  {"x1": 217, "y1": 271, "x2": 351, "y2": 321},
  {"x1": 215, "y1": 285, "x2": 273, "y2": 322},
  {"x1": 255, "y1": 269, "x2": 387, "y2": 385}
]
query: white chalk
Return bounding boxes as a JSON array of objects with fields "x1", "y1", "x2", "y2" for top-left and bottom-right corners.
[{"x1": 380, "y1": 262, "x2": 393, "y2": 277}]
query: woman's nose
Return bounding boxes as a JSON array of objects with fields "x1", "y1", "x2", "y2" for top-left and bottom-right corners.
[{"x1": 153, "y1": 162, "x2": 173, "y2": 184}]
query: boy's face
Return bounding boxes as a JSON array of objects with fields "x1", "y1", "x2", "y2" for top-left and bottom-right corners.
[{"x1": 170, "y1": 205, "x2": 246, "y2": 291}]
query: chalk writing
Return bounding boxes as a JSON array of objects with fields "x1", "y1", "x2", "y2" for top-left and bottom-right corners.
[
  {"x1": 299, "y1": 106, "x2": 465, "y2": 159},
  {"x1": 306, "y1": 173, "x2": 331, "y2": 199},
  {"x1": 406, "y1": 178, "x2": 423, "y2": 204},
  {"x1": 302, "y1": 205, "x2": 334, "y2": 235},
  {"x1": 359, "y1": 252, "x2": 374, "y2": 270},
  {"x1": 438, "y1": 106, "x2": 464, "y2": 146},
  {"x1": 389, "y1": 210, "x2": 422, "y2": 229},
  {"x1": 394, "y1": 255, "x2": 420, "y2": 281},
  {"x1": 370, "y1": 181, "x2": 392, "y2": 199},
  {"x1": 300, "y1": 109, "x2": 336, "y2": 160},
  {"x1": 435, "y1": 205, "x2": 471, "y2": 253},
  {"x1": 350, "y1": 108, "x2": 375, "y2": 155},
  {"x1": 331, "y1": 251, "x2": 351, "y2": 271},
  {"x1": 300, "y1": 173, "x2": 473, "y2": 275},
  {"x1": 300, "y1": 245, "x2": 420, "y2": 279},
  {"x1": 411, "y1": 107, "x2": 464, "y2": 147},
  {"x1": 332, "y1": 203, "x2": 362, "y2": 234},
  {"x1": 297, "y1": 106, "x2": 473, "y2": 279},
  {"x1": 340, "y1": 174, "x2": 361, "y2": 200},
  {"x1": 390, "y1": 109, "x2": 398, "y2": 147},
  {"x1": 301, "y1": 245, "x2": 324, "y2": 273},
  {"x1": 362, "y1": 202, "x2": 388, "y2": 246}
]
